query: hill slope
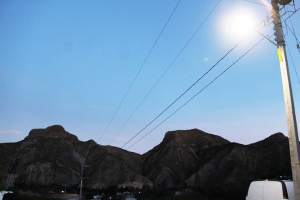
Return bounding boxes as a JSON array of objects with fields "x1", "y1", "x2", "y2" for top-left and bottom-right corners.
[
  {"x1": 0, "y1": 125, "x2": 294, "y2": 199},
  {"x1": 0, "y1": 125, "x2": 152, "y2": 189}
]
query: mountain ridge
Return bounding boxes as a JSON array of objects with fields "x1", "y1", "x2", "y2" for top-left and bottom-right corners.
[{"x1": 0, "y1": 125, "x2": 294, "y2": 199}]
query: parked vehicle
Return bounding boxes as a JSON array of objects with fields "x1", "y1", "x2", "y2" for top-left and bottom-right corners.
[
  {"x1": 246, "y1": 179, "x2": 295, "y2": 200},
  {"x1": 124, "y1": 197, "x2": 136, "y2": 200},
  {"x1": 0, "y1": 191, "x2": 13, "y2": 200}
]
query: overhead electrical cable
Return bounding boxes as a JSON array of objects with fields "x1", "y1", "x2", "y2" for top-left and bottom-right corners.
[
  {"x1": 286, "y1": 23, "x2": 300, "y2": 55},
  {"x1": 286, "y1": 41, "x2": 300, "y2": 86},
  {"x1": 283, "y1": 7, "x2": 300, "y2": 85},
  {"x1": 286, "y1": 21, "x2": 300, "y2": 44},
  {"x1": 126, "y1": 37, "x2": 265, "y2": 150},
  {"x1": 285, "y1": 5, "x2": 300, "y2": 50},
  {"x1": 109, "y1": 0, "x2": 222, "y2": 144},
  {"x1": 120, "y1": 14, "x2": 270, "y2": 149},
  {"x1": 99, "y1": 0, "x2": 181, "y2": 142},
  {"x1": 123, "y1": 10, "x2": 290, "y2": 150},
  {"x1": 244, "y1": 0, "x2": 266, "y2": 6},
  {"x1": 121, "y1": 36, "x2": 246, "y2": 149}
]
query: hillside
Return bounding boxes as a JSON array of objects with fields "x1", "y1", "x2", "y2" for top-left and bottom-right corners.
[
  {"x1": 0, "y1": 125, "x2": 293, "y2": 199},
  {"x1": 0, "y1": 125, "x2": 152, "y2": 190}
]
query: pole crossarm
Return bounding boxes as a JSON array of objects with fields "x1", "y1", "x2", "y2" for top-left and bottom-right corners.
[{"x1": 255, "y1": 30, "x2": 277, "y2": 46}]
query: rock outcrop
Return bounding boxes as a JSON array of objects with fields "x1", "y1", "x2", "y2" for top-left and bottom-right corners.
[
  {"x1": 142, "y1": 129, "x2": 229, "y2": 188},
  {"x1": 0, "y1": 125, "x2": 152, "y2": 190},
  {"x1": 183, "y1": 133, "x2": 291, "y2": 199}
]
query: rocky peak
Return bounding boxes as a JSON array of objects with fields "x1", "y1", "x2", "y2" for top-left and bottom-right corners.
[
  {"x1": 142, "y1": 129, "x2": 231, "y2": 189},
  {"x1": 264, "y1": 132, "x2": 286, "y2": 140},
  {"x1": 249, "y1": 132, "x2": 287, "y2": 148},
  {"x1": 25, "y1": 125, "x2": 78, "y2": 141},
  {"x1": 162, "y1": 129, "x2": 229, "y2": 147}
]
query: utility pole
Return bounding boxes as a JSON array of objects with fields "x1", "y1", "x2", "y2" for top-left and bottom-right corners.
[
  {"x1": 79, "y1": 164, "x2": 90, "y2": 200},
  {"x1": 61, "y1": 181, "x2": 68, "y2": 194},
  {"x1": 271, "y1": 0, "x2": 300, "y2": 199}
]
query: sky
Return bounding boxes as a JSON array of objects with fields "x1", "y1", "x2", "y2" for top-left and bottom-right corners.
[{"x1": 1, "y1": 0, "x2": 300, "y2": 154}]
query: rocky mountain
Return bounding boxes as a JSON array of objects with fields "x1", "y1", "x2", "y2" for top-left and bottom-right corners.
[
  {"x1": 184, "y1": 133, "x2": 292, "y2": 199},
  {"x1": 142, "y1": 129, "x2": 292, "y2": 199},
  {"x1": 142, "y1": 129, "x2": 229, "y2": 188},
  {"x1": 0, "y1": 125, "x2": 152, "y2": 190},
  {"x1": 0, "y1": 125, "x2": 294, "y2": 199}
]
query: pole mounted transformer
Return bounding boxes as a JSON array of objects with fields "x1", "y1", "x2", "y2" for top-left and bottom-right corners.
[
  {"x1": 270, "y1": 0, "x2": 300, "y2": 199},
  {"x1": 277, "y1": 0, "x2": 292, "y2": 5}
]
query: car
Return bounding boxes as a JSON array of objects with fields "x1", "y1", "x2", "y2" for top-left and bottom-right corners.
[{"x1": 246, "y1": 179, "x2": 295, "y2": 200}]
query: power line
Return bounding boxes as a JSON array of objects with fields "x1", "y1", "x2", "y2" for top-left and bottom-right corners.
[
  {"x1": 283, "y1": 6, "x2": 300, "y2": 86},
  {"x1": 120, "y1": 14, "x2": 270, "y2": 149},
  {"x1": 109, "y1": 0, "x2": 222, "y2": 144},
  {"x1": 286, "y1": 41, "x2": 300, "y2": 86},
  {"x1": 285, "y1": 17, "x2": 300, "y2": 43},
  {"x1": 126, "y1": 37, "x2": 265, "y2": 150},
  {"x1": 99, "y1": 0, "x2": 181, "y2": 142},
  {"x1": 244, "y1": 0, "x2": 266, "y2": 6},
  {"x1": 285, "y1": 21, "x2": 300, "y2": 54},
  {"x1": 283, "y1": 2, "x2": 300, "y2": 43},
  {"x1": 121, "y1": 35, "x2": 246, "y2": 149}
]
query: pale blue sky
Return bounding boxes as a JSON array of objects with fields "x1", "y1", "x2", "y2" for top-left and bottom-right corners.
[{"x1": 1, "y1": 0, "x2": 299, "y2": 154}]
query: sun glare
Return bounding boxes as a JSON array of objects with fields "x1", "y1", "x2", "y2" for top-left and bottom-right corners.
[
  {"x1": 219, "y1": 7, "x2": 259, "y2": 42},
  {"x1": 230, "y1": 13, "x2": 256, "y2": 37},
  {"x1": 217, "y1": 7, "x2": 261, "y2": 48}
]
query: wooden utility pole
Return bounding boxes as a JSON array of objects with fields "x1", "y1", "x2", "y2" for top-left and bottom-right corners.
[{"x1": 271, "y1": 0, "x2": 300, "y2": 199}]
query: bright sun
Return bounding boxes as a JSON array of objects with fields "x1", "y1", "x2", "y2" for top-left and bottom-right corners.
[
  {"x1": 219, "y1": 7, "x2": 259, "y2": 43},
  {"x1": 229, "y1": 13, "x2": 256, "y2": 37}
]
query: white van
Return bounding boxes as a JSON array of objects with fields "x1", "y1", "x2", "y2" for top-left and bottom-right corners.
[
  {"x1": 246, "y1": 179, "x2": 295, "y2": 200},
  {"x1": 0, "y1": 191, "x2": 13, "y2": 200}
]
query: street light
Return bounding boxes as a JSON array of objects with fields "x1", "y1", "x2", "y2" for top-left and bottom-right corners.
[
  {"x1": 79, "y1": 164, "x2": 90, "y2": 200},
  {"x1": 61, "y1": 181, "x2": 68, "y2": 194}
]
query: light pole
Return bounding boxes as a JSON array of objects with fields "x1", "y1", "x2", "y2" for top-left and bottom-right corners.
[
  {"x1": 79, "y1": 164, "x2": 90, "y2": 200},
  {"x1": 271, "y1": 0, "x2": 300, "y2": 199},
  {"x1": 61, "y1": 181, "x2": 68, "y2": 194}
]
